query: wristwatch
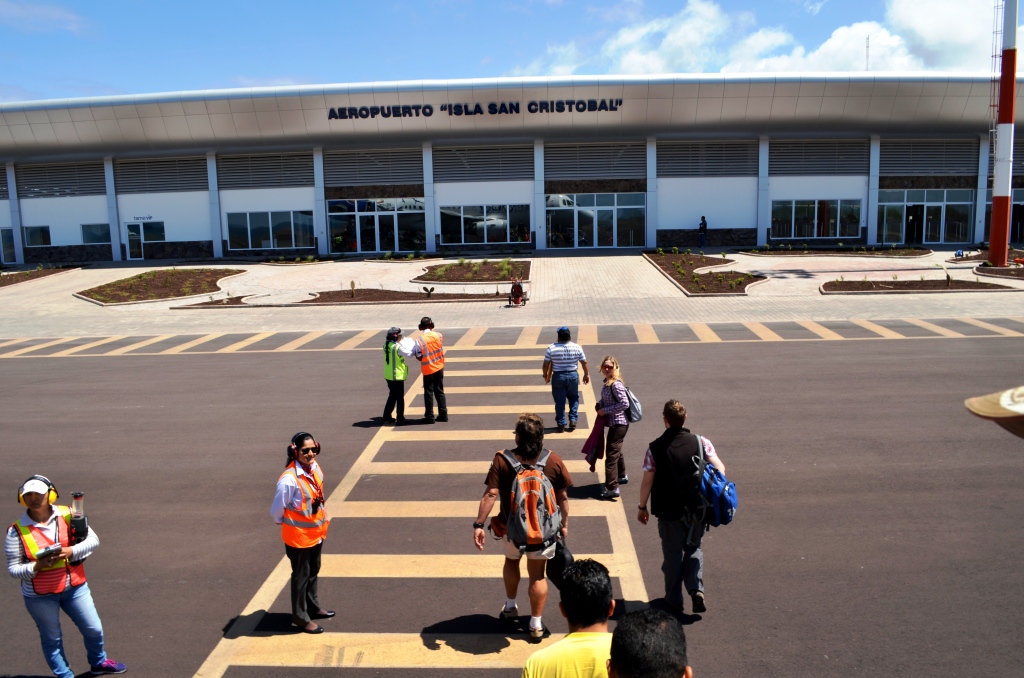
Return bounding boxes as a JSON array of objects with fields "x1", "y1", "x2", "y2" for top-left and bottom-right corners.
[
  {"x1": 473, "y1": 522, "x2": 485, "y2": 529},
  {"x1": 638, "y1": 505, "x2": 648, "y2": 511}
]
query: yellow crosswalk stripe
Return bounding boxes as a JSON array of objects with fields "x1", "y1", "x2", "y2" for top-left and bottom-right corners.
[
  {"x1": 217, "y1": 332, "x2": 274, "y2": 353},
  {"x1": 445, "y1": 385, "x2": 550, "y2": 393},
  {"x1": 446, "y1": 368, "x2": 537, "y2": 376},
  {"x1": 50, "y1": 336, "x2": 127, "y2": 357},
  {"x1": 319, "y1": 553, "x2": 630, "y2": 578},
  {"x1": 160, "y1": 333, "x2": 225, "y2": 354},
  {"x1": 577, "y1": 324, "x2": 598, "y2": 345},
  {"x1": 388, "y1": 428, "x2": 592, "y2": 441},
  {"x1": 1, "y1": 337, "x2": 76, "y2": 357},
  {"x1": 334, "y1": 328, "x2": 377, "y2": 350},
  {"x1": 634, "y1": 323, "x2": 660, "y2": 343},
  {"x1": 221, "y1": 632, "x2": 569, "y2": 670},
  {"x1": 364, "y1": 459, "x2": 593, "y2": 475},
  {"x1": 515, "y1": 325, "x2": 542, "y2": 347},
  {"x1": 274, "y1": 331, "x2": 326, "y2": 351},
  {"x1": 0, "y1": 338, "x2": 29, "y2": 350},
  {"x1": 796, "y1": 320, "x2": 843, "y2": 340},
  {"x1": 444, "y1": 404, "x2": 555, "y2": 414},
  {"x1": 453, "y1": 326, "x2": 487, "y2": 347},
  {"x1": 849, "y1": 319, "x2": 904, "y2": 339},
  {"x1": 689, "y1": 322, "x2": 722, "y2": 342},
  {"x1": 743, "y1": 321, "x2": 783, "y2": 341},
  {"x1": 445, "y1": 355, "x2": 537, "y2": 363},
  {"x1": 332, "y1": 500, "x2": 610, "y2": 518},
  {"x1": 105, "y1": 334, "x2": 174, "y2": 355},
  {"x1": 903, "y1": 318, "x2": 963, "y2": 338},
  {"x1": 956, "y1": 317, "x2": 1023, "y2": 336}
]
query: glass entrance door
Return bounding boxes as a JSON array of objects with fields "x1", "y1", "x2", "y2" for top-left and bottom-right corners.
[
  {"x1": 924, "y1": 205, "x2": 943, "y2": 243},
  {"x1": 126, "y1": 224, "x2": 143, "y2": 259},
  {"x1": 905, "y1": 205, "x2": 924, "y2": 244}
]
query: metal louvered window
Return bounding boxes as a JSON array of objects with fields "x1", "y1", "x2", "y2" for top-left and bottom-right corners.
[
  {"x1": 433, "y1": 146, "x2": 534, "y2": 183},
  {"x1": 879, "y1": 140, "x2": 979, "y2": 175},
  {"x1": 0, "y1": 171, "x2": 7, "y2": 200},
  {"x1": 545, "y1": 144, "x2": 646, "y2": 180},
  {"x1": 15, "y1": 162, "x2": 106, "y2": 199},
  {"x1": 657, "y1": 141, "x2": 758, "y2": 177},
  {"x1": 114, "y1": 157, "x2": 208, "y2": 194},
  {"x1": 217, "y1": 153, "x2": 314, "y2": 190},
  {"x1": 769, "y1": 140, "x2": 869, "y2": 176},
  {"x1": 323, "y1": 149, "x2": 423, "y2": 186}
]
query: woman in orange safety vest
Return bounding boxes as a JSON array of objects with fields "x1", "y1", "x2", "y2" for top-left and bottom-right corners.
[{"x1": 270, "y1": 432, "x2": 334, "y2": 634}]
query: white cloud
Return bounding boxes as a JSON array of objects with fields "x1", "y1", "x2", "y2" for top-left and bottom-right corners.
[
  {"x1": 886, "y1": 0, "x2": 992, "y2": 70},
  {"x1": 508, "y1": 42, "x2": 585, "y2": 76},
  {"x1": 0, "y1": 0, "x2": 84, "y2": 32},
  {"x1": 601, "y1": 0, "x2": 731, "y2": 73},
  {"x1": 804, "y1": 0, "x2": 828, "y2": 16}
]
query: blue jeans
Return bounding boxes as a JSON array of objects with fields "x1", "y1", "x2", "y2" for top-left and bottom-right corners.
[
  {"x1": 23, "y1": 582, "x2": 107, "y2": 678},
  {"x1": 550, "y1": 371, "x2": 579, "y2": 426}
]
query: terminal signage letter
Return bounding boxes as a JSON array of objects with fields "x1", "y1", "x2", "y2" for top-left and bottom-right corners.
[{"x1": 326, "y1": 99, "x2": 621, "y2": 121}]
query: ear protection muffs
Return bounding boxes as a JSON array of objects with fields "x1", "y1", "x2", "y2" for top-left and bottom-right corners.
[
  {"x1": 288, "y1": 432, "x2": 321, "y2": 457},
  {"x1": 418, "y1": 317, "x2": 434, "y2": 331},
  {"x1": 18, "y1": 475, "x2": 58, "y2": 507}
]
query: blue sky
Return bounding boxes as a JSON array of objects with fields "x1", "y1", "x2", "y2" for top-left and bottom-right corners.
[{"x1": 0, "y1": 0, "x2": 999, "y2": 102}]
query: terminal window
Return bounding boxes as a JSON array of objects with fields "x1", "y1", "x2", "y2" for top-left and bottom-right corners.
[
  {"x1": 327, "y1": 198, "x2": 426, "y2": 253},
  {"x1": 771, "y1": 199, "x2": 860, "y2": 239},
  {"x1": 22, "y1": 226, "x2": 51, "y2": 247},
  {"x1": 228, "y1": 211, "x2": 315, "y2": 250},
  {"x1": 439, "y1": 204, "x2": 530, "y2": 246}
]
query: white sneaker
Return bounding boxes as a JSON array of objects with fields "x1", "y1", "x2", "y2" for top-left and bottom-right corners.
[
  {"x1": 499, "y1": 604, "x2": 518, "y2": 621},
  {"x1": 529, "y1": 624, "x2": 547, "y2": 642}
]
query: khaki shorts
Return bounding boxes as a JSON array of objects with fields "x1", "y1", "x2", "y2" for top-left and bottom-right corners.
[{"x1": 504, "y1": 538, "x2": 557, "y2": 561}]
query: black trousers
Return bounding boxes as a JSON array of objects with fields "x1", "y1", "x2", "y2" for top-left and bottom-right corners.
[
  {"x1": 285, "y1": 541, "x2": 323, "y2": 626},
  {"x1": 384, "y1": 379, "x2": 406, "y2": 420},
  {"x1": 604, "y1": 424, "x2": 629, "y2": 491},
  {"x1": 422, "y1": 369, "x2": 447, "y2": 420}
]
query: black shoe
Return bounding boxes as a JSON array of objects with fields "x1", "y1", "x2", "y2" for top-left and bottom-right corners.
[
  {"x1": 618, "y1": 474, "x2": 629, "y2": 485},
  {"x1": 557, "y1": 424, "x2": 565, "y2": 433},
  {"x1": 422, "y1": 417, "x2": 436, "y2": 424},
  {"x1": 396, "y1": 418, "x2": 410, "y2": 425},
  {"x1": 382, "y1": 417, "x2": 397, "y2": 425},
  {"x1": 312, "y1": 609, "x2": 336, "y2": 619},
  {"x1": 690, "y1": 591, "x2": 706, "y2": 613},
  {"x1": 295, "y1": 622, "x2": 325, "y2": 634},
  {"x1": 436, "y1": 415, "x2": 448, "y2": 422},
  {"x1": 599, "y1": 489, "x2": 620, "y2": 501},
  {"x1": 567, "y1": 421, "x2": 576, "y2": 432}
]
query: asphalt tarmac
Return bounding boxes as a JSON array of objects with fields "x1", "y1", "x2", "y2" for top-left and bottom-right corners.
[{"x1": 1, "y1": 336, "x2": 1022, "y2": 677}]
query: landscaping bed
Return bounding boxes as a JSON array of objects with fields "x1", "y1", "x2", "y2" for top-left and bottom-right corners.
[
  {"x1": 822, "y1": 279, "x2": 1011, "y2": 292},
  {"x1": 77, "y1": 268, "x2": 245, "y2": 303},
  {"x1": 0, "y1": 267, "x2": 75, "y2": 288},
  {"x1": 301, "y1": 289, "x2": 499, "y2": 303},
  {"x1": 643, "y1": 252, "x2": 764, "y2": 294},
  {"x1": 973, "y1": 266, "x2": 1024, "y2": 279},
  {"x1": 414, "y1": 258, "x2": 530, "y2": 283},
  {"x1": 742, "y1": 246, "x2": 930, "y2": 256}
]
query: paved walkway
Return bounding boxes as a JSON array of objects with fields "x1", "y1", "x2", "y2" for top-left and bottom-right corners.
[{"x1": 0, "y1": 251, "x2": 1020, "y2": 338}]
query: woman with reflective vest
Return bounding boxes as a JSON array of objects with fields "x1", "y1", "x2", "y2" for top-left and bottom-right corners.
[
  {"x1": 382, "y1": 326, "x2": 409, "y2": 425},
  {"x1": 270, "y1": 432, "x2": 334, "y2": 634},
  {"x1": 5, "y1": 475, "x2": 127, "y2": 677}
]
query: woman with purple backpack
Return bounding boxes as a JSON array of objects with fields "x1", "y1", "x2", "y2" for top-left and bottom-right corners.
[{"x1": 596, "y1": 356, "x2": 630, "y2": 501}]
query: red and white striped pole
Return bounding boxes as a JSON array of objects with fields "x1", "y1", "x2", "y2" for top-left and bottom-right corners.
[{"x1": 991, "y1": 0, "x2": 1018, "y2": 267}]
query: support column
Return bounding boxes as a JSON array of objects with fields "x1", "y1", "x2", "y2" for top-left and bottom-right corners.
[
  {"x1": 756, "y1": 137, "x2": 769, "y2": 245},
  {"x1": 976, "y1": 134, "x2": 991, "y2": 244},
  {"x1": 103, "y1": 157, "x2": 123, "y2": 261},
  {"x1": 646, "y1": 138, "x2": 658, "y2": 249},
  {"x1": 313, "y1": 147, "x2": 328, "y2": 256},
  {"x1": 6, "y1": 163, "x2": 24, "y2": 264},
  {"x1": 534, "y1": 140, "x2": 545, "y2": 250},
  {"x1": 867, "y1": 135, "x2": 880, "y2": 246},
  {"x1": 422, "y1": 143, "x2": 436, "y2": 254},
  {"x1": 207, "y1": 152, "x2": 223, "y2": 258},
  {"x1": 990, "y1": 0, "x2": 1018, "y2": 266}
]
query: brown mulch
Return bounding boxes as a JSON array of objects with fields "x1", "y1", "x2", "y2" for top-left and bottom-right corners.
[
  {"x1": 301, "y1": 289, "x2": 502, "y2": 303},
  {"x1": 0, "y1": 267, "x2": 75, "y2": 288},
  {"x1": 953, "y1": 248, "x2": 1024, "y2": 263},
  {"x1": 414, "y1": 260, "x2": 531, "y2": 283},
  {"x1": 78, "y1": 269, "x2": 245, "y2": 304},
  {"x1": 822, "y1": 280, "x2": 1011, "y2": 292},
  {"x1": 645, "y1": 252, "x2": 764, "y2": 293},
  {"x1": 742, "y1": 246, "x2": 930, "y2": 256},
  {"x1": 974, "y1": 266, "x2": 1024, "y2": 279}
]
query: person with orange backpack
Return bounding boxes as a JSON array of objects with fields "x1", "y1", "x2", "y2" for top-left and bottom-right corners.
[
  {"x1": 6, "y1": 475, "x2": 127, "y2": 677},
  {"x1": 474, "y1": 413, "x2": 572, "y2": 641},
  {"x1": 271, "y1": 432, "x2": 334, "y2": 634}
]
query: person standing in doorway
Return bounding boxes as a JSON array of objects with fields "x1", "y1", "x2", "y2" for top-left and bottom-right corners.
[
  {"x1": 271, "y1": 432, "x2": 334, "y2": 634},
  {"x1": 595, "y1": 356, "x2": 630, "y2": 501},
  {"x1": 400, "y1": 316, "x2": 447, "y2": 423},
  {"x1": 6, "y1": 475, "x2": 127, "y2": 677},
  {"x1": 382, "y1": 327, "x2": 409, "y2": 425},
  {"x1": 699, "y1": 216, "x2": 708, "y2": 249},
  {"x1": 542, "y1": 326, "x2": 590, "y2": 433}
]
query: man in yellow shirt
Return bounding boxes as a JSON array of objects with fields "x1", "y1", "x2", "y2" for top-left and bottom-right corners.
[{"x1": 522, "y1": 559, "x2": 615, "y2": 678}]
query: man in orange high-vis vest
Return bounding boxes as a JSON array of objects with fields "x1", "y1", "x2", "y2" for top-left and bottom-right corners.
[
  {"x1": 271, "y1": 432, "x2": 335, "y2": 634},
  {"x1": 6, "y1": 475, "x2": 127, "y2": 677},
  {"x1": 400, "y1": 316, "x2": 448, "y2": 423}
]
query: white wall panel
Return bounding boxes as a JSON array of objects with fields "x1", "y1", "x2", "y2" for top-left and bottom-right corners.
[
  {"x1": 0, "y1": 200, "x2": 10, "y2": 229},
  {"x1": 117, "y1": 190, "x2": 210, "y2": 242},
  {"x1": 20, "y1": 195, "x2": 107, "y2": 246},
  {"x1": 769, "y1": 175, "x2": 868, "y2": 201},
  {"x1": 433, "y1": 180, "x2": 533, "y2": 206},
  {"x1": 657, "y1": 177, "x2": 757, "y2": 230},
  {"x1": 220, "y1": 187, "x2": 314, "y2": 214}
]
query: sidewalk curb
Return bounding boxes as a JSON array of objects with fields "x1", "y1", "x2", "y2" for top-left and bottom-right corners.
[
  {"x1": 740, "y1": 250, "x2": 932, "y2": 259},
  {"x1": 73, "y1": 270, "x2": 249, "y2": 307},
  {"x1": 818, "y1": 282, "x2": 1024, "y2": 295},
  {"x1": 972, "y1": 266, "x2": 1024, "y2": 282},
  {"x1": 0, "y1": 267, "x2": 80, "y2": 293}
]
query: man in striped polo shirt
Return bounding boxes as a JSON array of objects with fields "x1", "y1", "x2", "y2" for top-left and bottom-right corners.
[{"x1": 542, "y1": 326, "x2": 590, "y2": 433}]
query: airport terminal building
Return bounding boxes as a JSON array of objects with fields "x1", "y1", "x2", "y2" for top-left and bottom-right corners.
[{"x1": 0, "y1": 73, "x2": 1019, "y2": 265}]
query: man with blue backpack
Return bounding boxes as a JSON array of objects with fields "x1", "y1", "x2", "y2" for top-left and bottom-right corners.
[{"x1": 636, "y1": 400, "x2": 734, "y2": 615}]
